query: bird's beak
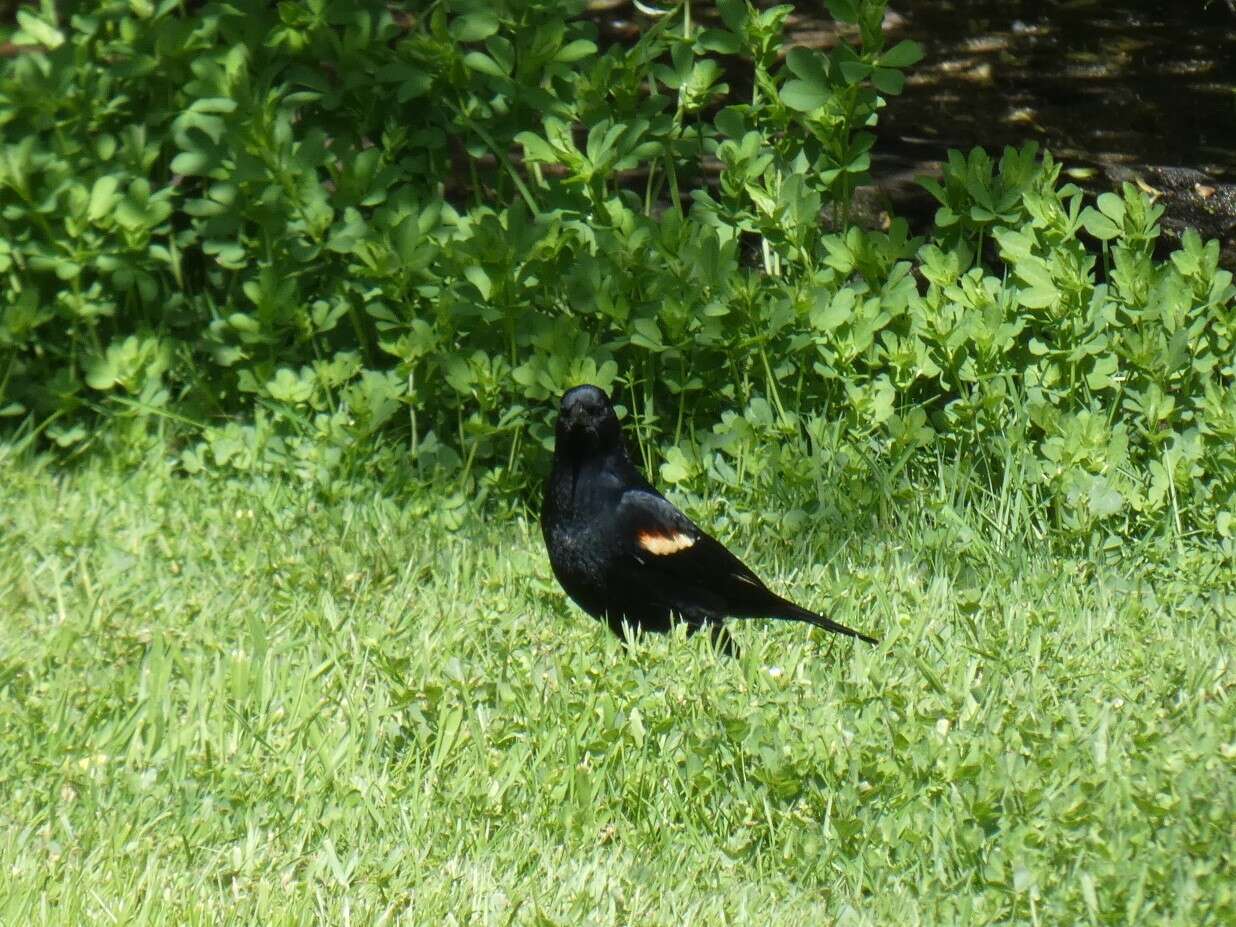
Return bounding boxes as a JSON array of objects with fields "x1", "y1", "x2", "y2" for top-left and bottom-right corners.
[{"x1": 562, "y1": 406, "x2": 590, "y2": 433}]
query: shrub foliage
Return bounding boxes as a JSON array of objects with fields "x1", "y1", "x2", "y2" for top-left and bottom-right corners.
[{"x1": 1, "y1": 1, "x2": 1233, "y2": 540}]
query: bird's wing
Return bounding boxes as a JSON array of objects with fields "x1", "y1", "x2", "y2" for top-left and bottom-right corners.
[
  {"x1": 612, "y1": 487, "x2": 878, "y2": 642},
  {"x1": 611, "y1": 488, "x2": 771, "y2": 617}
]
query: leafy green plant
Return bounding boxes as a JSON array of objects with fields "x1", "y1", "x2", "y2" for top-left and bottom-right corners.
[{"x1": 1, "y1": 1, "x2": 1233, "y2": 545}]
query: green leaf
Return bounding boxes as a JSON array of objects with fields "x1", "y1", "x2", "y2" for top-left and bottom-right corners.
[
  {"x1": 449, "y1": 11, "x2": 499, "y2": 42},
  {"x1": 445, "y1": 357, "x2": 474, "y2": 394},
  {"x1": 266, "y1": 368, "x2": 314, "y2": 404},
  {"x1": 463, "y1": 265, "x2": 492, "y2": 300},
  {"x1": 811, "y1": 288, "x2": 854, "y2": 332},
  {"x1": 171, "y1": 151, "x2": 212, "y2": 176},
  {"x1": 514, "y1": 132, "x2": 559, "y2": 163},
  {"x1": 880, "y1": 40, "x2": 924, "y2": 68},
  {"x1": 871, "y1": 67, "x2": 905, "y2": 95},
  {"x1": 785, "y1": 47, "x2": 829, "y2": 84},
  {"x1": 630, "y1": 317, "x2": 664, "y2": 352},
  {"x1": 1015, "y1": 260, "x2": 1055, "y2": 292},
  {"x1": 1218, "y1": 511, "x2": 1234, "y2": 538},
  {"x1": 825, "y1": 0, "x2": 859, "y2": 23},
  {"x1": 554, "y1": 39, "x2": 597, "y2": 63},
  {"x1": 326, "y1": 209, "x2": 368, "y2": 254},
  {"x1": 697, "y1": 29, "x2": 740, "y2": 55},
  {"x1": 1088, "y1": 478, "x2": 1124, "y2": 518},
  {"x1": 659, "y1": 447, "x2": 693, "y2": 483},
  {"x1": 463, "y1": 51, "x2": 506, "y2": 77},
  {"x1": 87, "y1": 176, "x2": 121, "y2": 222},
  {"x1": 226, "y1": 313, "x2": 261, "y2": 334},
  {"x1": 846, "y1": 150, "x2": 871, "y2": 173},
  {"x1": 1018, "y1": 285, "x2": 1059, "y2": 310},
  {"x1": 838, "y1": 60, "x2": 871, "y2": 84},
  {"x1": 48, "y1": 424, "x2": 88, "y2": 447},
  {"x1": 717, "y1": 0, "x2": 747, "y2": 33},
  {"x1": 85, "y1": 357, "x2": 119, "y2": 391},
  {"x1": 780, "y1": 80, "x2": 828, "y2": 112},
  {"x1": 1086, "y1": 354, "x2": 1119, "y2": 391},
  {"x1": 16, "y1": 10, "x2": 65, "y2": 49},
  {"x1": 1080, "y1": 207, "x2": 1120, "y2": 241},
  {"x1": 54, "y1": 260, "x2": 82, "y2": 281},
  {"x1": 188, "y1": 97, "x2": 239, "y2": 115},
  {"x1": 1096, "y1": 191, "x2": 1125, "y2": 222}
]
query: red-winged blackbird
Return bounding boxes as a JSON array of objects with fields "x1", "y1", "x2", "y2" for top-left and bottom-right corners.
[{"x1": 541, "y1": 384, "x2": 878, "y2": 650}]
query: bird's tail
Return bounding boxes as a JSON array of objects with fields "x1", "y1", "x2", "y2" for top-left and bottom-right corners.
[{"x1": 766, "y1": 597, "x2": 879, "y2": 645}]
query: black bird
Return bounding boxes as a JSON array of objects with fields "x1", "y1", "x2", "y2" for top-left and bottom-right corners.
[{"x1": 541, "y1": 384, "x2": 878, "y2": 650}]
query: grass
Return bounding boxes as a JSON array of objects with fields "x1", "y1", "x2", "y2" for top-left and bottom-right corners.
[{"x1": 0, "y1": 445, "x2": 1232, "y2": 925}]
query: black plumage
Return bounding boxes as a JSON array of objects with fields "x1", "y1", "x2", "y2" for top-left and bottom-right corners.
[{"x1": 540, "y1": 384, "x2": 878, "y2": 649}]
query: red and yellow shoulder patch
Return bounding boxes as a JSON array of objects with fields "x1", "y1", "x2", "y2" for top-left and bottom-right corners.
[{"x1": 637, "y1": 529, "x2": 695, "y2": 555}]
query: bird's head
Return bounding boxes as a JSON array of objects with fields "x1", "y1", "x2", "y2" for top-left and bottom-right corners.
[{"x1": 556, "y1": 384, "x2": 622, "y2": 457}]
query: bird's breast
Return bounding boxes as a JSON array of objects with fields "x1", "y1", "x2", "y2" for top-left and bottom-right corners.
[{"x1": 546, "y1": 519, "x2": 615, "y2": 610}]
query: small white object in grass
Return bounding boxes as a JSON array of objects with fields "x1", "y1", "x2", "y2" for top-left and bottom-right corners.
[
  {"x1": 936, "y1": 718, "x2": 951, "y2": 737},
  {"x1": 767, "y1": 666, "x2": 784, "y2": 679}
]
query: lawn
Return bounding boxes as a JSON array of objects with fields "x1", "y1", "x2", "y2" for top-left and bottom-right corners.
[{"x1": 0, "y1": 447, "x2": 1232, "y2": 924}]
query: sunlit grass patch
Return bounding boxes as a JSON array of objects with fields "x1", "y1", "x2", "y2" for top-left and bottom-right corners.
[{"x1": 0, "y1": 450, "x2": 1231, "y2": 924}]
